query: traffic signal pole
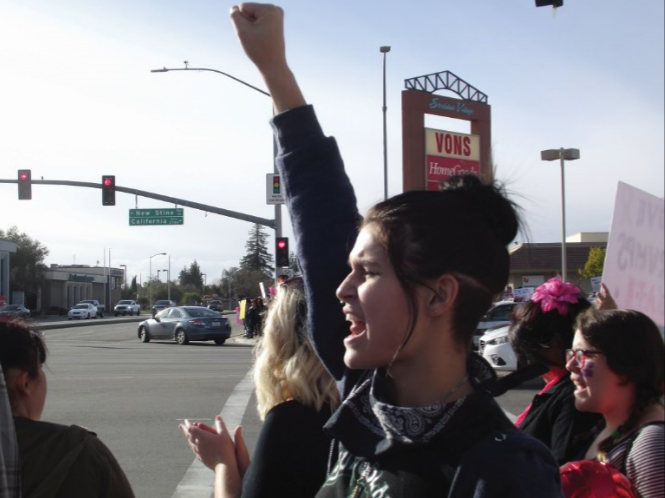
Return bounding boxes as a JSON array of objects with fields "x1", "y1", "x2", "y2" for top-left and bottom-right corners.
[{"x1": 0, "y1": 178, "x2": 276, "y2": 229}]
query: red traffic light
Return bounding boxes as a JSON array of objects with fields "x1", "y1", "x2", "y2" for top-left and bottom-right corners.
[
  {"x1": 277, "y1": 240, "x2": 287, "y2": 249},
  {"x1": 103, "y1": 178, "x2": 113, "y2": 187},
  {"x1": 19, "y1": 173, "x2": 28, "y2": 181}
]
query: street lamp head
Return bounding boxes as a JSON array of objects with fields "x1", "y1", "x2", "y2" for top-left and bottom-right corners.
[
  {"x1": 150, "y1": 68, "x2": 169, "y2": 73},
  {"x1": 541, "y1": 148, "x2": 581, "y2": 161},
  {"x1": 380, "y1": 46, "x2": 391, "y2": 53}
]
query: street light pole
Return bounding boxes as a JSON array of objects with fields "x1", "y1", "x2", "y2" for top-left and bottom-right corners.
[
  {"x1": 149, "y1": 252, "x2": 166, "y2": 305},
  {"x1": 162, "y1": 269, "x2": 170, "y2": 301},
  {"x1": 202, "y1": 273, "x2": 207, "y2": 297},
  {"x1": 380, "y1": 46, "x2": 391, "y2": 201},
  {"x1": 151, "y1": 64, "x2": 282, "y2": 281},
  {"x1": 540, "y1": 148, "x2": 580, "y2": 283}
]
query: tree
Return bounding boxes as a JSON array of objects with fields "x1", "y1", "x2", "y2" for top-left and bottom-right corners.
[
  {"x1": 0, "y1": 226, "x2": 49, "y2": 308},
  {"x1": 235, "y1": 269, "x2": 272, "y2": 302},
  {"x1": 579, "y1": 247, "x2": 606, "y2": 280},
  {"x1": 239, "y1": 224, "x2": 273, "y2": 278},
  {"x1": 178, "y1": 261, "x2": 203, "y2": 288}
]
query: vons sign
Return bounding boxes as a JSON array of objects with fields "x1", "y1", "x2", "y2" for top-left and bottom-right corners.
[{"x1": 425, "y1": 128, "x2": 480, "y2": 190}]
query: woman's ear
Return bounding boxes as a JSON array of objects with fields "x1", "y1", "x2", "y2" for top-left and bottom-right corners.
[
  {"x1": 427, "y1": 274, "x2": 459, "y2": 318},
  {"x1": 5, "y1": 369, "x2": 31, "y2": 398}
]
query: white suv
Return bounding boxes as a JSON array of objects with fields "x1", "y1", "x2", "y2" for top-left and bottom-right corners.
[
  {"x1": 479, "y1": 326, "x2": 517, "y2": 371},
  {"x1": 472, "y1": 301, "x2": 519, "y2": 350},
  {"x1": 114, "y1": 300, "x2": 141, "y2": 316}
]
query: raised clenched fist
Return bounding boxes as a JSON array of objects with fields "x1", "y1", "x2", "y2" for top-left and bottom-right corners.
[{"x1": 230, "y1": 3, "x2": 287, "y2": 76}]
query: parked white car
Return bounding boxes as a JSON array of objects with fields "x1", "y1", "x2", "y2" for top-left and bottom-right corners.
[
  {"x1": 114, "y1": 300, "x2": 141, "y2": 316},
  {"x1": 472, "y1": 301, "x2": 520, "y2": 350},
  {"x1": 479, "y1": 326, "x2": 518, "y2": 371},
  {"x1": 68, "y1": 303, "x2": 98, "y2": 320}
]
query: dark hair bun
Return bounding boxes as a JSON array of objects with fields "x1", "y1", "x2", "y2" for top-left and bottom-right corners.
[{"x1": 440, "y1": 175, "x2": 519, "y2": 246}]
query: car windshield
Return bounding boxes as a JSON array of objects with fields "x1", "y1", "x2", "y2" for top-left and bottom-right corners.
[
  {"x1": 155, "y1": 301, "x2": 171, "y2": 306},
  {"x1": 3, "y1": 305, "x2": 19, "y2": 310},
  {"x1": 118, "y1": 301, "x2": 132, "y2": 305},
  {"x1": 74, "y1": 305, "x2": 88, "y2": 309},
  {"x1": 184, "y1": 308, "x2": 220, "y2": 318}
]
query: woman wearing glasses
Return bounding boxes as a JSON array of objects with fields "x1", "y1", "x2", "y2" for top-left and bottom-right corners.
[
  {"x1": 566, "y1": 309, "x2": 664, "y2": 498},
  {"x1": 507, "y1": 279, "x2": 601, "y2": 464}
]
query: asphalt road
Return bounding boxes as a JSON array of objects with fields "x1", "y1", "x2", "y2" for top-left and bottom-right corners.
[{"x1": 36, "y1": 322, "x2": 543, "y2": 497}]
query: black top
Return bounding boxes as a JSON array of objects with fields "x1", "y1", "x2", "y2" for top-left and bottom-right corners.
[
  {"x1": 14, "y1": 417, "x2": 135, "y2": 498},
  {"x1": 241, "y1": 400, "x2": 334, "y2": 498},
  {"x1": 519, "y1": 375, "x2": 601, "y2": 464}
]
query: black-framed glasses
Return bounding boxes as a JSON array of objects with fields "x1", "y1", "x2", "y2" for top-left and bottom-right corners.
[{"x1": 565, "y1": 349, "x2": 603, "y2": 369}]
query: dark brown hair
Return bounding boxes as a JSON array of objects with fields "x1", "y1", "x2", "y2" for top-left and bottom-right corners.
[
  {"x1": 510, "y1": 294, "x2": 591, "y2": 367},
  {"x1": 363, "y1": 174, "x2": 520, "y2": 348},
  {"x1": 0, "y1": 318, "x2": 47, "y2": 379},
  {"x1": 576, "y1": 308, "x2": 664, "y2": 460}
]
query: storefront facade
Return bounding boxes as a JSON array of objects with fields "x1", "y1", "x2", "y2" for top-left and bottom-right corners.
[{"x1": 42, "y1": 265, "x2": 124, "y2": 311}]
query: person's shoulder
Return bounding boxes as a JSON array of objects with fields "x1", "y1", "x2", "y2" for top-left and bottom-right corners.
[{"x1": 454, "y1": 429, "x2": 563, "y2": 497}]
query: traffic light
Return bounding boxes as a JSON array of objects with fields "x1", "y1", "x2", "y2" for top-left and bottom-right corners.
[
  {"x1": 276, "y1": 237, "x2": 289, "y2": 268},
  {"x1": 273, "y1": 175, "x2": 281, "y2": 194},
  {"x1": 18, "y1": 170, "x2": 31, "y2": 200},
  {"x1": 535, "y1": 0, "x2": 563, "y2": 6},
  {"x1": 102, "y1": 175, "x2": 115, "y2": 206}
]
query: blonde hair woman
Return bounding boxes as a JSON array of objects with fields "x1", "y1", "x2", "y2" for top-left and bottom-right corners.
[{"x1": 181, "y1": 277, "x2": 340, "y2": 498}]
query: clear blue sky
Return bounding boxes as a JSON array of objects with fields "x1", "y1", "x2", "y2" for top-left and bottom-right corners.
[{"x1": 1, "y1": 0, "x2": 663, "y2": 286}]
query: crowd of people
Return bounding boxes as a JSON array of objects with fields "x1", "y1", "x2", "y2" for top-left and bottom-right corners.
[{"x1": 1, "y1": 3, "x2": 663, "y2": 498}]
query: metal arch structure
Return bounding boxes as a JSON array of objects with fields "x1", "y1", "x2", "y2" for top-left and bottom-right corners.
[
  {"x1": 404, "y1": 71, "x2": 488, "y2": 104},
  {"x1": 0, "y1": 178, "x2": 275, "y2": 229}
]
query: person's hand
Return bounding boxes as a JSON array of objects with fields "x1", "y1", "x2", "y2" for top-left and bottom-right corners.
[
  {"x1": 179, "y1": 416, "x2": 237, "y2": 471},
  {"x1": 234, "y1": 425, "x2": 251, "y2": 479},
  {"x1": 230, "y1": 3, "x2": 287, "y2": 76},
  {"x1": 595, "y1": 283, "x2": 618, "y2": 310}
]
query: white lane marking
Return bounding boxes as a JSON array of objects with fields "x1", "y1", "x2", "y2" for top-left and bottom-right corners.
[
  {"x1": 171, "y1": 368, "x2": 254, "y2": 498},
  {"x1": 503, "y1": 409, "x2": 518, "y2": 424}
]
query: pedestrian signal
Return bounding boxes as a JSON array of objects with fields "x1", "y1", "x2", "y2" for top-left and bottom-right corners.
[
  {"x1": 276, "y1": 237, "x2": 289, "y2": 268},
  {"x1": 102, "y1": 175, "x2": 116, "y2": 206},
  {"x1": 18, "y1": 170, "x2": 32, "y2": 200}
]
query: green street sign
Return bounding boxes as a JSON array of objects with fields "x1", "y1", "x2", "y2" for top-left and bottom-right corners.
[{"x1": 129, "y1": 208, "x2": 184, "y2": 226}]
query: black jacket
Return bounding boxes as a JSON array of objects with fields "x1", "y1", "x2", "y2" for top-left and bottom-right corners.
[
  {"x1": 14, "y1": 417, "x2": 135, "y2": 498},
  {"x1": 519, "y1": 375, "x2": 601, "y2": 464}
]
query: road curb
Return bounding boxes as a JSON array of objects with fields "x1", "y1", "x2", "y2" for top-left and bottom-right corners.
[{"x1": 35, "y1": 316, "x2": 146, "y2": 331}]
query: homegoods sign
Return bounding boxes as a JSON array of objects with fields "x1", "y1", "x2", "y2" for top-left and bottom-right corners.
[{"x1": 425, "y1": 128, "x2": 480, "y2": 191}]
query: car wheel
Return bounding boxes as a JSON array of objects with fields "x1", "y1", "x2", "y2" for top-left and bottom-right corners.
[
  {"x1": 139, "y1": 327, "x2": 150, "y2": 343},
  {"x1": 114, "y1": 313, "x2": 118, "y2": 317},
  {"x1": 86, "y1": 312, "x2": 90, "y2": 319},
  {"x1": 214, "y1": 338, "x2": 226, "y2": 345},
  {"x1": 176, "y1": 329, "x2": 189, "y2": 345}
]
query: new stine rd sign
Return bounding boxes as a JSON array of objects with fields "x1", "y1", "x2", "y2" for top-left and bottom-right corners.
[
  {"x1": 425, "y1": 128, "x2": 480, "y2": 190},
  {"x1": 129, "y1": 208, "x2": 184, "y2": 226}
]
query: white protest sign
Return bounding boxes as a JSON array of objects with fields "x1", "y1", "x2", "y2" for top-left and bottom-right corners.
[
  {"x1": 514, "y1": 287, "x2": 535, "y2": 301},
  {"x1": 603, "y1": 182, "x2": 664, "y2": 326}
]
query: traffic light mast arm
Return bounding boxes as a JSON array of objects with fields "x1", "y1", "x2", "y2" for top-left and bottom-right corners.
[{"x1": 0, "y1": 178, "x2": 275, "y2": 229}]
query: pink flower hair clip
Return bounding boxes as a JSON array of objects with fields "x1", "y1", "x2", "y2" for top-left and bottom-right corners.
[{"x1": 531, "y1": 278, "x2": 581, "y2": 316}]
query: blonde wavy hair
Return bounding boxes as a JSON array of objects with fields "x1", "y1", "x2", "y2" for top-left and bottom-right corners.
[{"x1": 253, "y1": 282, "x2": 340, "y2": 420}]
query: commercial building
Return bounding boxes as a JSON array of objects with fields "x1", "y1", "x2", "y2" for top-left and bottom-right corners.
[
  {"x1": 41, "y1": 265, "x2": 124, "y2": 311},
  {"x1": 0, "y1": 238, "x2": 18, "y2": 306},
  {"x1": 508, "y1": 232, "x2": 608, "y2": 294}
]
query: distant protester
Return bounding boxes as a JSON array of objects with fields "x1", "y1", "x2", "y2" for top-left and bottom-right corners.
[
  {"x1": 180, "y1": 277, "x2": 340, "y2": 498},
  {"x1": 565, "y1": 309, "x2": 664, "y2": 498},
  {"x1": 508, "y1": 278, "x2": 601, "y2": 464},
  {"x1": 0, "y1": 317, "x2": 135, "y2": 498}
]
